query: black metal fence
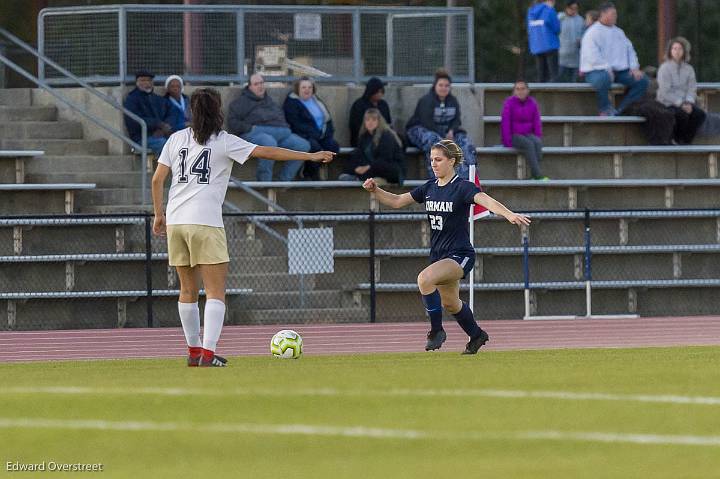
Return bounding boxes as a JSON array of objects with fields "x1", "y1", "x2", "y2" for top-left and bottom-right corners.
[{"x1": 1, "y1": 209, "x2": 720, "y2": 330}]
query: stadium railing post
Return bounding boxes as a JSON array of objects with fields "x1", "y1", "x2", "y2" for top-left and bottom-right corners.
[
  {"x1": 522, "y1": 233, "x2": 531, "y2": 319},
  {"x1": 144, "y1": 214, "x2": 154, "y2": 327},
  {"x1": 584, "y1": 209, "x2": 592, "y2": 318},
  {"x1": 369, "y1": 210, "x2": 376, "y2": 323}
]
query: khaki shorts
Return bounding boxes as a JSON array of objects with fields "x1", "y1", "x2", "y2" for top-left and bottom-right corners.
[{"x1": 166, "y1": 224, "x2": 229, "y2": 267}]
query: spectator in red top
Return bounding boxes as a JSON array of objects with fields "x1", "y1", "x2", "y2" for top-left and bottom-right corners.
[{"x1": 500, "y1": 80, "x2": 548, "y2": 180}]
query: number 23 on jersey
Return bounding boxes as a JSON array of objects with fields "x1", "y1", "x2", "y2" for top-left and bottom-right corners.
[{"x1": 429, "y1": 215, "x2": 444, "y2": 230}]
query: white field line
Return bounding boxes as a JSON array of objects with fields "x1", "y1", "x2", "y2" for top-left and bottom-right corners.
[
  {"x1": 0, "y1": 417, "x2": 719, "y2": 447},
  {"x1": 3, "y1": 386, "x2": 720, "y2": 406}
]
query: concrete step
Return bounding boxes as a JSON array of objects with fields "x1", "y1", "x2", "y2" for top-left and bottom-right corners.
[
  {"x1": 0, "y1": 189, "x2": 78, "y2": 215},
  {"x1": 483, "y1": 90, "x2": 618, "y2": 116},
  {"x1": 0, "y1": 262, "x2": 169, "y2": 292},
  {"x1": 483, "y1": 122, "x2": 646, "y2": 147},
  {"x1": 79, "y1": 204, "x2": 152, "y2": 214},
  {"x1": 0, "y1": 138, "x2": 108, "y2": 155},
  {"x1": 0, "y1": 121, "x2": 83, "y2": 140},
  {"x1": 479, "y1": 151, "x2": 713, "y2": 180},
  {"x1": 231, "y1": 306, "x2": 369, "y2": 325},
  {"x1": 0, "y1": 89, "x2": 32, "y2": 107},
  {"x1": 0, "y1": 106, "x2": 56, "y2": 121},
  {"x1": 241, "y1": 290, "x2": 355, "y2": 310},
  {"x1": 27, "y1": 155, "x2": 141, "y2": 173},
  {"x1": 27, "y1": 171, "x2": 141, "y2": 188},
  {"x1": 227, "y1": 271, "x2": 317, "y2": 292}
]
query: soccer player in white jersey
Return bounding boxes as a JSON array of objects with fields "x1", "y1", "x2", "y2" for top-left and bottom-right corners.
[
  {"x1": 152, "y1": 88, "x2": 334, "y2": 367},
  {"x1": 363, "y1": 140, "x2": 530, "y2": 353}
]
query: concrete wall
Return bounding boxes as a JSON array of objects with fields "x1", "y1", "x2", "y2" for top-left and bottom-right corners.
[{"x1": 30, "y1": 84, "x2": 486, "y2": 154}]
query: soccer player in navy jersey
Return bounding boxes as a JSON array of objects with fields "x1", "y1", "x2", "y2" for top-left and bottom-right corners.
[{"x1": 363, "y1": 139, "x2": 531, "y2": 353}]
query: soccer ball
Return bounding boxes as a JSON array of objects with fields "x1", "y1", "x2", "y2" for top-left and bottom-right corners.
[{"x1": 270, "y1": 330, "x2": 303, "y2": 359}]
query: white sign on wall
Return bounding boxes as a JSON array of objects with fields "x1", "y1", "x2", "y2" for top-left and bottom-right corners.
[{"x1": 294, "y1": 13, "x2": 322, "y2": 41}]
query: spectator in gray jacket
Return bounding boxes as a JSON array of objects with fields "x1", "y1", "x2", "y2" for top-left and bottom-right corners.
[
  {"x1": 227, "y1": 73, "x2": 309, "y2": 181},
  {"x1": 656, "y1": 37, "x2": 706, "y2": 144},
  {"x1": 558, "y1": 1, "x2": 584, "y2": 82}
]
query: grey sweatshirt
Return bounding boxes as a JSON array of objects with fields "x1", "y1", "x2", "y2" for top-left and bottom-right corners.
[
  {"x1": 656, "y1": 60, "x2": 698, "y2": 107},
  {"x1": 558, "y1": 12, "x2": 584, "y2": 68},
  {"x1": 227, "y1": 88, "x2": 288, "y2": 135}
]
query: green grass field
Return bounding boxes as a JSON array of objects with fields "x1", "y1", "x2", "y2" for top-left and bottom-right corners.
[{"x1": 2, "y1": 347, "x2": 720, "y2": 478}]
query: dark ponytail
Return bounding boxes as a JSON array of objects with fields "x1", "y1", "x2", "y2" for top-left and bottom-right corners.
[{"x1": 190, "y1": 88, "x2": 224, "y2": 145}]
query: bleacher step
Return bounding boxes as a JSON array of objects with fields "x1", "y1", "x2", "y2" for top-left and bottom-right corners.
[
  {"x1": 0, "y1": 138, "x2": 108, "y2": 155},
  {"x1": 0, "y1": 106, "x2": 56, "y2": 121},
  {"x1": 0, "y1": 121, "x2": 83, "y2": 140}
]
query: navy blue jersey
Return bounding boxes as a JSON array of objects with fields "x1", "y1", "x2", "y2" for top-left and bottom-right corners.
[{"x1": 410, "y1": 175, "x2": 482, "y2": 261}]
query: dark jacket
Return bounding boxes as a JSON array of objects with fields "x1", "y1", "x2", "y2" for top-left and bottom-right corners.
[
  {"x1": 350, "y1": 130, "x2": 405, "y2": 183},
  {"x1": 405, "y1": 87, "x2": 464, "y2": 137},
  {"x1": 227, "y1": 88, "x2": 288, "y2": 135},
  {"x1": 348, "y1": 79, "x2": 392, "y2": 147},
  {"x1": 283, "y1": 93, "x2": 335, "y2": 143},
  {"x1": 165, "y1": 93, "x2": 191, "y2": 132},
  {"x1": 123, "y1": 87, "x2": 170, "y2": 143}
]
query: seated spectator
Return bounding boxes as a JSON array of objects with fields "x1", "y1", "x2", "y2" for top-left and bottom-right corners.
[
  {"x1": 656, "y1": 37, "x2": 706, "y2": 144},
  {"x1": 283, "y1": 76, "x2": 340, "y2": 181},
  {"x1": 527, "y1": 0, "x2": 560, "y2": 83},
  {"x1": 348, "y1": 77, "x2": 393, "y2": 147},
  {"x1": 339, "y1": 108, "x2": 404, "y2": 184},
  {"x1": 405, "y1": 68, "x2": 476, "y2": 179},
  {"x1": 501, "y1": 81, "x2": 548, "y2": 180},
  {"x1": 164, "y1": 75, "x2": 191, "y2": 132},
  {"x1": 124, "y1": 70, "x2": 172, "y2": 155},
  {"x1": 558, "y1": 1, "x2": 584, "y2": 82},
  {"x1": 580, "y1": 2, "x2": 649, "y2": 115},
  {"x1": 621, "y1": 67, "x2": 676, "y2": 145},
  {"x1": 227, "y1": 73, "x2": 309, "y2": 181}
]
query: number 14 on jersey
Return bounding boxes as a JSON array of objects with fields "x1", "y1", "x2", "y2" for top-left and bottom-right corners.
[{"x1": 178, "y1": 148, "x2": 211, "y2": 184}]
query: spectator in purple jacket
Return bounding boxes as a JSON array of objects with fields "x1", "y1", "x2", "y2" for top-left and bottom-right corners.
[{"x1": 501, "y1": 80, "x2": 548, "y2": 180}]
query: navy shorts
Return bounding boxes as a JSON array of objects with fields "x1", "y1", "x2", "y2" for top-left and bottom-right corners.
[{"x1": 432, "y1": 251, "x2": 475, "y2": 279}]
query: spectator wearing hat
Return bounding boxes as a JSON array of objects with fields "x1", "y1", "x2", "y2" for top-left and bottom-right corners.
[
  {"x1": 348, "y1": 77, "x2": 393, "y2": 147},
  {"x1": 558, "y1": 0, "x2": 584, "y2": 82},
  {"x1": 164, "y1": 74, "x2": 191, "y2": 132},
  {"x1": 124, "y1": 70, "x2": 172, "y2": 155}
]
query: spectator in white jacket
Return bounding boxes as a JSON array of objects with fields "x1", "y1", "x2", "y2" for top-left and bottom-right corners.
[
  {"x1": 579, "y1": 2, "x2": 648, "y2": 115},
  {"x1": 656, "y1": 37, "x2": 706, "y2": 144}
]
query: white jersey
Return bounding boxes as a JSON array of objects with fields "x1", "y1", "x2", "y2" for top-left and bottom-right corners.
[{"x1": 158, "y1": 128, "x2": 256, "y2": 227}]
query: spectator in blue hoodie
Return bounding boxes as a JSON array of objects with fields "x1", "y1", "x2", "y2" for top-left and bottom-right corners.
[{"x1": 527, "y1": 0, "x2": 561, "y2": 83}]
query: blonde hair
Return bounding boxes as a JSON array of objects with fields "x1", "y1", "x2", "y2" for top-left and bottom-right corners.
[
  {"x1": 359, "y1": 108, "x2": 401, "y2": 147},
  {"x1": 431, "y1": 139, "x2": 464, "y2": 167}
]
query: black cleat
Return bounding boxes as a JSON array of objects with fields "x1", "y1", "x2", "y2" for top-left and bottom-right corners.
[
  {"x1": 462, "y1": 329, "x2": 489, "y2": 355},
  {"x1": 425, "y1": 329, "x2": 447, "y2": 351},
  {"x1": 199, "y1": 354, "x2": 228, "y2": 367},
  {"x1": 187, "y1": 355, "x2": 201, "y2": 367}
]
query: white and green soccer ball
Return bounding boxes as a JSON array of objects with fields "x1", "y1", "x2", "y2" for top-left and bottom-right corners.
[{"x1": 271, "y1": 330, "x2": 303, "y2": 359}]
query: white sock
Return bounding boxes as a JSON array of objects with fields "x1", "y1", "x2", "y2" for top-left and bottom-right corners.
[
  {"x1": 202, "y1": 299, "x2": 226, "y2": 352},
  {"x1": 178, "y1": 302, "x2": 201, "y2": 348}
]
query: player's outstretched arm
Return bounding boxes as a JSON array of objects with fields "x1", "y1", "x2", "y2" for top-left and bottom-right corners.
[
  {"x1": 251, "y1": 146, "x2": 335, "y2": 164},
  {"x1": 151, "y1": 164, "x2": 171, "y2": 236},
  {"x1": 474, "y1": 192, "x2": 531, "y2": 226},
  {"x1": 362, "y1": 178, "x2": 415, "y2": 209}
]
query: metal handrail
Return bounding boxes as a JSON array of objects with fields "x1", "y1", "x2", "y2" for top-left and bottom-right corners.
[{"x1": 0, "y1": 27, "x2": 150, "y2": 204}]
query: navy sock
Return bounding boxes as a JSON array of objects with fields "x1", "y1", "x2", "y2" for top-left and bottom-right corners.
[
  {"x1": 453, "y1": 302, "x2": 481, "y2": 338},
  {"x1": 421, "y1": 290, "x2": 443, "y2": 332}
]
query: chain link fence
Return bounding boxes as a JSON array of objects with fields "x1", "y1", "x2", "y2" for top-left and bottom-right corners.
[
  {"x1": 38, "y1": 5, "x2": 474, "y2": 85},
  {"x1": 1, "y1": 210, "x2": 719, "y2": 330}
]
